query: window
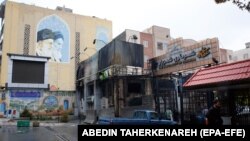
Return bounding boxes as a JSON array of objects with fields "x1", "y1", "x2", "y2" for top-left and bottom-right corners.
[
  {"x1": 157, "y1": 42, "x2": 163, "y2": 50},
  {"x1": 144, "y1": 55, "x2": 148, "y2": 63},
  {"x1": 134, "y1": 111, "x2": 147, "y2": 119},
  {"x1": 243, "y1": 54, "x2": 248, "y2": 59},
  {"x1": 229, "y1": 55, "x2": 232, "y2": 60},
  {"x1": 150, "y1": 112, "x2": 159, "y2": 120},
  {"x1": 222, "y1": 55, "x2": 226, "y2": 62},
  {"x1": 163, "y1": 43, "x2": 168, "y2": 50},
  {"x1": 143, "y1": 40, "x2": 148, "y2": 48},
  {"x1": 233, "y1": 56, "x2": 238, "y2": 61}
]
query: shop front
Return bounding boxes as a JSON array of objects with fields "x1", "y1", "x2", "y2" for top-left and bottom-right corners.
[{"x1": 183, "y1": 59, "x2": 250, "y2": 125}]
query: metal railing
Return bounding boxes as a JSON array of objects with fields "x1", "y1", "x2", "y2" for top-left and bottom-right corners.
[{"x1": 77, "y1": 65, "x2": 150, "y2": 83}]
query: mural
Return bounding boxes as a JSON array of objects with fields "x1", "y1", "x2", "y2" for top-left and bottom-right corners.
[
  {"x1": 43, "y1": 96, "x2": 58, "y2": 110},
  {"x1": 7, "y1": 90, "x2": 74, "y2": 113},
  {"x1": 9, "y1": 91, "x2": 41, "y2": 112},
  {"x1": 36, "y1": 15, "x2": 70, "y2": 63},
  {"x1": 95, "y1": 26, "x2": 109, "y2": 51}
]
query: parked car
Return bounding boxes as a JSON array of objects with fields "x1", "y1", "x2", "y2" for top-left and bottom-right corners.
[{"x1": 97, "y1": 110, "x2": 177, "y2": 125}]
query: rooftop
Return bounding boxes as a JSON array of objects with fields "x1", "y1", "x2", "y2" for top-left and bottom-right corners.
[{"x1": 183, "y1": 59, "x2": 250, "y2": 88}]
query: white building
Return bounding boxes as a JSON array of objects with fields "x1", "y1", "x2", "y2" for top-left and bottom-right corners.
[{"x1": 232, "y1": 43, "x2": 250, "y2": 62}]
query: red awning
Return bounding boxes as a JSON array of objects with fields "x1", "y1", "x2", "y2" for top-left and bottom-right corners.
[{"x1": 183, "y1": 59, "x2": 250, "y2": 88}]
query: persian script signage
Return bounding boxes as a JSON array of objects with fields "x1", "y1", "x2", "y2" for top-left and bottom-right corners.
[
  {"x1": 157, "y1": 46, "x2": 211, "y2": 70},
  {"x1": 150, "y1": 38, "x2": 219, "y2": 76}
]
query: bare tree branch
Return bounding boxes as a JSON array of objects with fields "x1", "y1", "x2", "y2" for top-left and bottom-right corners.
[{"x1": 214, "y1": 0, "x2": 250, "y2": 12}]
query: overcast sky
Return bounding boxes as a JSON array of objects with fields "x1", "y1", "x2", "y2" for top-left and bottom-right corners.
[{"x1": 2, "y1": 0, "x2": 250, "y2": 51}]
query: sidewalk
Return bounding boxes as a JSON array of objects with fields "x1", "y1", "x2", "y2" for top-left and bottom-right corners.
[
  {"x1": 0, "y1": 118, "x2": 16, "y2": 126},
  {"x1": 0, "y1": 118, "x2": 79, "y2": 127}
]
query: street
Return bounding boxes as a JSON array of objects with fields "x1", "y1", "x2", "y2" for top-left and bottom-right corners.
[{"x1": 0, "y1": 119, "x2": 78, "y2": 141}]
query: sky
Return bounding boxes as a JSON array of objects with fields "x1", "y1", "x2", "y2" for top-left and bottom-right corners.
[{"x1": 2, "y1": 0, "x2": 250, "y2": 51}]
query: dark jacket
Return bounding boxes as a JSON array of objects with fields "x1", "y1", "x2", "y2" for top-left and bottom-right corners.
[{"x1": 206, "y1": 106, "x2": 223, "y2": 125}]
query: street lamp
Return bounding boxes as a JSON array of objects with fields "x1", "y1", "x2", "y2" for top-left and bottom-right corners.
[
  {"x1": 127, "y1": 35, "x2": 138, "y2": 42},
  {"x1": 70, "y1": 47, "x2": 97, "y2": 60},
  {"x1": 83, "y1": 47, "x2": 97, "y2": 52},
  {"x1": 93, "y1": 39, "x2": 107, "y2": 45},
  {"x1": 93, "y1": 39, "x2": 108, "y2": 51}
]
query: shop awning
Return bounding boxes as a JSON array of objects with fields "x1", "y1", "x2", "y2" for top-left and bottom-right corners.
[{"x1": 183, "y1": 59, "x2": 250, "y2": 88}]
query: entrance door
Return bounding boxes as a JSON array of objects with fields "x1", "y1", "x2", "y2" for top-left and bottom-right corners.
[
  {"x1": 0, "y1": 102, "x2": 6, "y2": 113},
  {"x1": 233, "y1": 89, "x2": 250, "y2": 125},
  {"x1": 64, "y1": 100, "x2": 69, "y2": 110}
]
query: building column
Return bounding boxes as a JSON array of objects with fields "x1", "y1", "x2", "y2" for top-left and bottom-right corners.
[
  {"x1": 118, "y1": 79, "x2": 124, "y2": 109},
  {"x1": 83, "y1": 81, "x2": 87, "y2": 114},
  {"x1": 75, "y1": 89, "x2": 80, "y2": 116},
  {"x1": 114, "y1": 78, "x2": 119, "y2": 117},
  {"x1": 145, "y1": 78, "x2": 152, "y2": 95},
  {"x1": 94, "y1": 80, "x2": 96, "y2": 110},
  {"x1": 94, "y1": 80, "x2": 101, "y2": 112}
]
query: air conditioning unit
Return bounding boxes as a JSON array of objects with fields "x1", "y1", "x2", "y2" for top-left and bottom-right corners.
[
  {"x1": 101, "y1": 97, "x2": 108, "y2": 109},
  {"x1": 86, "y1": 96, "x2": 94, "y2": 103}
]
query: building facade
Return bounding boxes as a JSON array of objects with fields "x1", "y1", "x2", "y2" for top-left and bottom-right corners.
[
  {"x1": 116, "y1": 26, "x2": 201, "y2": 70},
  {"x1": 143, "y1": 25, "x2": 171, "y2": 57},
  {"x1": 232, "y1": 46, "x2": 250, "y2": 62},
  {"x1": 219, "y1": 48, "x2": 233, "y2": 64},
  {"x1": 115, "y1": 29, "x2": 154, "y2": 69},
  {"x1": 0, "y1": 1, "x2": 112, "y2": 116},
  {"x1": 110, "y1": 26, "x2": 224, "y2": 123},
  {"x1": 76, "y1": 39, "x2": 147, "y2": 123}
]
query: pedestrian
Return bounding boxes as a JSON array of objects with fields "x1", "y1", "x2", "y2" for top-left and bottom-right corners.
[{"x1": 206, "y1": 99, "x2": 223, "y2": 125}]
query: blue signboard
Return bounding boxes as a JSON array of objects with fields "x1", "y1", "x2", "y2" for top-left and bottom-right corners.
[{"x1": 10, "y1": 91, "x2": 41, "y2": 98}]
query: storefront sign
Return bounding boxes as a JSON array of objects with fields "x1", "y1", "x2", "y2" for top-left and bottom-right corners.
[
  {"x1": 158, "y1": 50, "x2": 197, "y2": 69},
  {"x1": 197, "y1": 47, "x2": 210, "y2": 58},
  {"x1": 149, "y1": 38, "x2": 219, "y2": 76},
  {"x1": 157, "y1": 46, "x2": 211, "y2": 70}
]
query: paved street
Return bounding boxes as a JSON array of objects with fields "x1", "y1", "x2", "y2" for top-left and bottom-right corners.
[
  {"x1": 0, "y1": 125, "x2": 60, "y2": 141},
  {"x1": 0, "y1": 119, "x2": 78, "y2": 141}
]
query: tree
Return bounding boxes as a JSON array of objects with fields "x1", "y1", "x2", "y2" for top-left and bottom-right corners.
[{"x1": 215, "y1": 0, "x2": 250, "y2": 12}]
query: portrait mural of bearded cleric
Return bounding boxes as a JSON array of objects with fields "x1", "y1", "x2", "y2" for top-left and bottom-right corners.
[{"x1": 36, "y1": 15, "x2": 69, "y2": 63}]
